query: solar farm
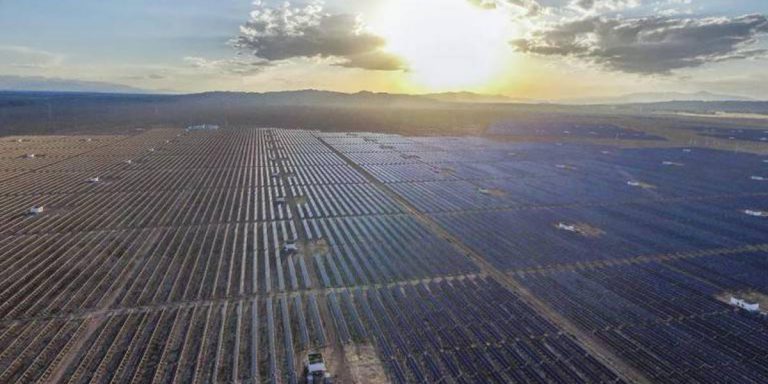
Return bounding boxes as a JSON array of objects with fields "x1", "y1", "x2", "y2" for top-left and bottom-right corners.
[{"x1": 1, "y1": 127, "x2": 767, "y2": 383}]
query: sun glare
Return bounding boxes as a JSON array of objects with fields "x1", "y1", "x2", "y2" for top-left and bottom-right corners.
[{"x1": 371, "y1": 0, "x2": 515, "y2": 92}]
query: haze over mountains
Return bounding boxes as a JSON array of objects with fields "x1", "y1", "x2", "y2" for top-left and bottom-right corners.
[
  {"x1": 0, "y1": 75, "x2": 149, "y2": 94},
  {"x1": 2, "y1": 87, "x2": 767, "y2": 117},
  {"x1": 2, "y1": 89, "x2": 767, "y2": 139},
  {"x1": 567, "y1": 91, "x2": 756, "y2": 105},
  {"x1": 423, "y1": 91, "x2": 757, "y2": 105},
  {"x1": 0, "y1": 75, "x2": 761, "y2": 105}
]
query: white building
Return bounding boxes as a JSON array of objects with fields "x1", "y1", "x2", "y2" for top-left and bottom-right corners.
[
  {"x1": 744, "y1": 210, "x2": 767, "y2": 217},
  {"x1": 730, "y1": 297, "x2": 760, "y2": 312},
  {"x1": 283, "y1": 240, "x2": 299, "y2": 253},
  {"x1": 186, "y1": 124, "x2": 220, "y2": 131}
]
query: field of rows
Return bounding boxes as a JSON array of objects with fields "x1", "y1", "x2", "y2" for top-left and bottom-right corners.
[
  {"x1": 0, "y1": 127, "x2": 766, "y2": 383},
  {"x1": 520, "y1": 259, "x2": 768, "y2": 382},
  {"x1": 324, "y1": 131, "x2": 768, "y2": 383},
  {"x1": 330, "y1": 136, "x2": 768, "y2": 271}
]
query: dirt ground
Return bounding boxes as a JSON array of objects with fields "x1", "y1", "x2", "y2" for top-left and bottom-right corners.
[
  {"x1": 308, "y1": 339, "x2": 389, "y2": 383},
  {"x1": 342, "y1": 344, "x2": 388, "y2": 384},
  {"x1": 301, "y1": 238, "x2": 330, "y2": 257}
]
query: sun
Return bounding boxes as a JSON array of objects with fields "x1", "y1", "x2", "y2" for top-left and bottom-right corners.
[{"x1": 370, "y1": 0, "x2": 516, "y2": 92}]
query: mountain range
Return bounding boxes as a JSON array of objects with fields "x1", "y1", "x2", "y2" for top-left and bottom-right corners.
[
  {"x1": 565, "y1": 91, "x2": 755, "y2": 105},
  {"x1": 0, "y1": 75, "x2": 149, "y2": 94},
  {"x1": 0, "y1": 75, "x2": 761, "y2": 104},
  {"x1": 0, "y1": 75, "x2": 764, "y2": 112}
]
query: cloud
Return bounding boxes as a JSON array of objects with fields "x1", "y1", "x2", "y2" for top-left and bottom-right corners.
[
  {"x1": 232, "y1": 1, "x2": 405, "y2": 71},
  {"x1": 184, "y1": 56, "x2": 271, "y2": 75},
  {"x1": 333, "y1": 51, "x2": 407, "y2": 71},
  {"x1": 467, "y1": 0, "x2": 502, "y2": 10},
  {"x1": 123, "y1": 73, "x2": 166, "y2": 81},
  {"x1": 569, "y1": 0, "x2": 640, "y2": 12},
  {"x1": 512, "y1": 14, "x2": 768, "y2": 74},
  {"x1": 468, "y1": 0, "x2": 542, "y2": 16},
  {"x1": 0, "y1": 46, "x2": 63, "y2": 69}
]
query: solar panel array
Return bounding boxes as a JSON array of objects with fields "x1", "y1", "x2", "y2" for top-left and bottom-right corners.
[
  {"x1": 327, "y1": 133, "x2": 768, "y2": 383},
  {"x1": 0, "y1": 127, "x2": 766, "y2": 383}
]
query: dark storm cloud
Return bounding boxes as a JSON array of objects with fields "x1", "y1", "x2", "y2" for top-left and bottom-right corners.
[
  {"x1": 512, "y1": 14, "x2": 768, "y2": 74},
  {"x1": 233, "y1": 1, "x2": 405, "y2": 71}
]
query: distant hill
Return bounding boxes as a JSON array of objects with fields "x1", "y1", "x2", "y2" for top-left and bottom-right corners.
[
  {"x1": 179, "y1": 91, "x2": 768, "y2": 115},
  {"x1": 2, "y1": 89, "x2": 767, "y2": 118},
  {"x1": 2, "y1": 88, "x2": 765, "y2": 108},
  {"x1": 181, "y1": 90, "x2": 764, "y2": 109},
  {"x1": 182, "y1": 90, "x2": 550, "y2": 107},
  {"x1": 566, "y1": 91, "x2": 755, "y2": 105},
  {"x1": 180, "y1": 90, "x2": 442, "y2": 108},
  {"x1": 1, "y1": 83, "x2": 761, "y2": 108},
  {"x1": 2, "y1": 89, "x2": 768, "y2": 138},
  {"x1": 421, "y1": 92, "x2": 532, "y2": 104},
  {"x1": 628, "y1": 100, "x2": 768, "y2": 115},
  {"x1": 0, "y1": 75, "x2": 152, "y2": 94}
]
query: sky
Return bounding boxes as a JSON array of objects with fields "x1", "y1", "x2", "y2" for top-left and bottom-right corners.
[{"x1": 1, "y1": 0, "x2": 767, "y2": 100}]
